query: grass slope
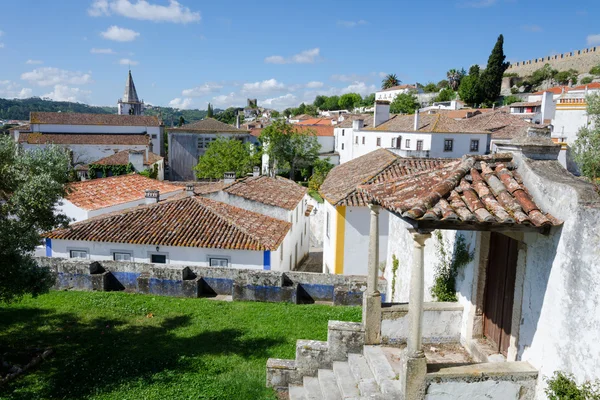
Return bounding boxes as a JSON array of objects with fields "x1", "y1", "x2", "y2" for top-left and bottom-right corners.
[{"x1": 0, "y1": 291, "x2": 360, "y2": 400}]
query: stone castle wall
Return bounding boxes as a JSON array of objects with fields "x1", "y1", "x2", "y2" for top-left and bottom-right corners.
[{"x1": 506, "y1": 47, "x2": 600, "y2": 76}]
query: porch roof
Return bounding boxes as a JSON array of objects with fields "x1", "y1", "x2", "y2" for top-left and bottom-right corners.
[{"x1": 358, "y1": 153, "x2": 562, "y2": 233}]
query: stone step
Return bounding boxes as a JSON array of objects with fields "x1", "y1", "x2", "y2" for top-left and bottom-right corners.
[
  {"x1": 347, "y1": 353, "x2": 375, "y2": 382},
  {"x1": 333, "y1": 361, "x2": 360, "y2": 399},
  {"x1": 297, "y1": 340, "x2": 332, "y2": 376},
  {"x1": 318, "y1": 369, "x2": 342, "y2": 400},
  {"x1": 379, "y1": 379, "x2": 403, "y2": 398},
  {"x1": 363, "y1": 346, "x2": 397, "y2": 385},
  {"x1": 380, "y1": 346, "x2": 406, "y2": 377},
  {"x1": 289, "y1": 384, "x2": 308, "y2": 400},
  {"x1": 304, "y1": 376, "x2": 324, "y2": 400},
  {"x1": 357, "y1": 378, "x2": 380, "y2": 397}
]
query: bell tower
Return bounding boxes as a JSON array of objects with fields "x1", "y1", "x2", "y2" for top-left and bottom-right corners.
[{"x1": 118, "y1": 70, "x2": 144, "y2": 115}]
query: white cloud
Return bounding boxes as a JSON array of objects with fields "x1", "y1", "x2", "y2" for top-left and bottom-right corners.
[
  {"x1": 521, "y1": 25, "x2": 542, "y2": 32},
  {"x1": 0, "y1": 81, "x2": 32, "y2": 99},
  {"x1": 21, "y1": 67, "x2": 93, "y2": 87},
  {"x1": 457, "y1": 0, "x2": 496, "y2": 7},
  {"x1": 89, "y1": 0, "x2": 200, "y2": 23},
  {"x1": 331, "y1": 72, "x2": 386, "y2": 82},
  {"x1": 119, "y1": 58, "x2": 139, "y2": 66},
  {"x1": 337, "y1": 20, "x2": 367, "y2": 28},
  {"x1": 91, "y1": 47, "x2": 115, "y2": 54},
  {"x1": 101, "y1": 25, "x2": 140, "y2": 42},
  {"x1": 306, "y1": 81, "x2": 324, "y2": 89},
  {"x1": 587, "y1": 34, "x2": 600, "y2": 46},
  {"x1": 43, "y1": 85, "x2": 92, "y2": 103},
  {"x1": 261, "y1": 94, "x2": 298, "y2": 110},
  {"x1": 168, "y1": 97, "x2": 194, "y2": 109},
  {"x1": 181, "y1": 82, "x2": 223, "y2": 97},
  {"x1": 26, "y1": 59, "x2": 43, "y2": 65},
  {"x1": 265, "y1": 48, "x2": 320, "y2": 64},
  {"x1": 241, "y1": 79, "x2": 287, "y2": 95},
  {"x1": 211, "y1": 92, "x2": 246, "y2": 108}
]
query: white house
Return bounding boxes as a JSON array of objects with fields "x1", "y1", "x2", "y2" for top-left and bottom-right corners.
[
  {"x1": 45, "y1": 194, "x2": 292, "y2": 271},
  {"x1": 56, "y1": 173, "x2": 182, "y2": 222},
  {"x1": 551, "y1": 82, "x2": 600, "y2": 144},
  {"x1": 200, "y1": 174, "x2": 311, "y2": 271},
  {"x1": 375, "y1": 84, "x2": 422, "y2": 102},
  {"x1": 509, "y1": 91, "x2": 555, "y2": 124}
]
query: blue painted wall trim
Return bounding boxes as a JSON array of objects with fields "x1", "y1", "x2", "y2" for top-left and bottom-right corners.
[
  {"x1": 45, "y1": 238, "x2": 52, "y2": 257},
  {"x1": 263, "y1": 250, "x2": 271, "y2": 270}
]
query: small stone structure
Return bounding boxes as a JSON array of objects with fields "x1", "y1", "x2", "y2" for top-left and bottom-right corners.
[{"x1": 39, "y1": 257, "x2": 385, "y2": 306}]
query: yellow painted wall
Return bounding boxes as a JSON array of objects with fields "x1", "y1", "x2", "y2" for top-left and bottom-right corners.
[{"x1": 334, "y1": 206, "x2": 346, "y2": 274}]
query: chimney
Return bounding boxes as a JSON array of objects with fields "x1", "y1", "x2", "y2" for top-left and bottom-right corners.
[
  {"x1": 128, "y1": 150, "x2": 144, "y2": 172},
  {"x1": 352, "y1": 118, "x2": 364, "y2": 130},
  {"x1": 541, "y1": 91, "x2": 555, "y2": 123},
  {"x1": 145, "y1": 189, "x2": 160, "y2": 204},
  {"x1": 224, "y1": 172, "x2": 236, "y2": 184},
  {"x1": 236, "y1": 113, "x2": 240, "y2": 129},
  {"x1": 373, "y1": 101, "x2": 390, "y2": 127},
  {"x1": 185, "y1": 183, "x2": 194, "y2": 196},
  {"x1": 253, "y1": 166, "x2": 260, "y2": 177},
  {"x1": 496, "y1": 131, "x2": 560, "y2": 161},
  {"x1": 413, "y1": 110, "x2": 420, "y2": 131}
]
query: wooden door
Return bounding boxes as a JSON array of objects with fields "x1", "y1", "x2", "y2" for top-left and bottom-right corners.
[{"x1": 483, "y1": 232, "x2": 519, "y2": 356}]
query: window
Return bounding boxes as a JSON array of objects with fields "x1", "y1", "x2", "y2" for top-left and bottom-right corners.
[
  {"x1": 209, "y1": 257, "x2": 228, "y2": 267},
  {"x1": 197, "y1": 137, "x2": 216, "y2": 151},
  {"x1": 416, "y1": 140, "x2": 423, "y2": 151},
  {"x1": 280, "y1": 242, "x2": 284, "y2": 260},
  {"x1": 342, "y1": 129, "x2": 345, "y2": 136},
  {"x1": 391, "y1": 138, "x2": 395, "y2": 147},
  {"x1": 151, "y1": 254, "x2": 167, "y2": 264},
  {"x1": 341, "y1": 143, "x2": 344, "y2": 150},
  {"x1": 113, "y1": 252, "x2": 132, "y2": 262},
  {"x1": 470, "y1": 139, "x2": 480, "y2": 152},
  {"x1": 326, "y1": 211, "x2": 331, "y2": 238},
  {"x1": 405, "y1": 139, "x2": 410, "y2": 148},
  {"x1": 396, "y1": 136, "x2": 402, "y2": 148},
  {"x1": 444, "y1": 139, "x2": 454, "y2": 152},
  {"x1": 296, "y1": 207, "x2": 299, "y2": 223},
  {"x1": 355, "y1": 136, "x2": 358, "y2": 144},
  {"x1": 151, "y1": 134, "x2": 157, "y2": 139},
  {"x1": 376, "y1": 137, "x2": 381, "y2": 147},
  {"x1": 70, "y1": 250, "x2": 87, "y2": 259},
  {"x1": 362, "y1": 137, "x2": 365, "y2": 145}
]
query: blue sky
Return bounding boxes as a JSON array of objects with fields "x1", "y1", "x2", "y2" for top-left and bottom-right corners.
[{"x1": 0, "y1": 0, "x2": 599, "y2": 110}]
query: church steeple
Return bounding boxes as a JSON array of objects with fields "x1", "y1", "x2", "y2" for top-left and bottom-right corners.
[{"x1": 118, "y1": 70, "x2": 144, "y2": 115}]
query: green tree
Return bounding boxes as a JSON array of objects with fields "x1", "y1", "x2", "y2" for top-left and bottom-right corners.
[
  {"x1": 437, "y1": 80, "x2": 450, "y2": 90},
  {"x1": 323, "y1": 95, "x2": 341, "y2": 111},
  {"x1": 338, "y1": 93, "x2": 362, "y2": 110},
  {"x1": 555, "y1": 69, "x2": 579, "y2": 85},
  {"x1": 207, "y1": 103, "x2": 214, "y2": 118},
  {"x1": 259, "y1": 121, "x2": 321, "y2": 179},
  {"x1": 313, "y1": 95, "x2": 328, "y2": 109},
  {"x1": 503, "y1": 95, "x2": 521, "y2": 105},
  {"x1": 194, "y1": 137, "x2": 257, "y2": 179},
  {"x1": 530, "y1": 63, "x2": 558, "y2": 86},
  {"x1": 581, "y1": 77, "x2": 594, "y2": 85},
  {"x1": 573, "y1": 93, "x2": 600, "y2": 181},
  {"x1": 590, "y1": 65, "x2": 600, "y2": 76},
  {"x1": 447, "y1": 69, "x2": 465, "y2": 91},
  {"x1": 434, "y1": 88, "x2": 456, "y2": 102},
  {"x1": 0, "y1": 136, "x2": 71, "y2": 303},
  {"x1": 381, "y1": 73, "x2": 401, "y2": 90},
  {"x1": 308, "y1": 158, "x2": 334, "y2": 191},
  {"x1": 178, "y1": 116, "x2": 185, "y2": 127},
  {"x1": 389, "y1": 92, "x2": 419, "y2": 114},
  {"x1": 271, "y1": 110, "x2": 280, "y2": 118},
  {"x1": 480, "y1": 34, "x2": 510, "y2": 104},
  {"x1": 361, "y1": 93, "x2": 375, "y2": 107},
  {"x1": 215, "y1": 107, "x2": 241, "y2": 125},
  {"x1": 283, "y1": 108, "x2": 292, "y2": 118},
  {"x1": 304, "y1": 104, "x2": 319, "y2": 117},
  {"x1": 458, "y1": 65, "x2": 485, "y2": 106},
  {"x1": 423, "y1": 82, "x2": 438, "y2": 93}
]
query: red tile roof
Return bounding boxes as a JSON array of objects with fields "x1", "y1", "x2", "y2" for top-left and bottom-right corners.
[
  {"x1": 533, "y1": 86, "x2": 571, "y2": 95},
  {"x1": 359, "y1": 154, "x2": 561, "y2": 232},
  {"x1": 223, "y1": 175, "x2": 307, "y2": 210},
  {"x1": 45, "y1": 196, "x2": 291, "y2": 251},
  {"x1": 296, "y1": 118, "x2": 333, "y2": 125},
  {"x1": 18, "y1": 133, "x2": 150, "y2": 145},
  {"x1": 30, "y1": 112, "x2": 160, "y2": 126},
  {"x1": 66, "y1": 174, "x2": 182, "y2": 211},
  {"x1": 366, "y1": 113, "x2": 488, "y2": 134},
  {"x1": 456, "y1": 110, "x2": 544, "y2": 139},
  {"x1": 509, "y1": 101, "x2": 542, "y2": 107},
  {"x1": 571, "y1": 82, "x2": 600, "y2": 91},
  {"x1": 320, "y1": 148, "x2": 449, "y2": 206},
  {"x1": 89, "y1": 150, "x2": 162, "y2": 166}
]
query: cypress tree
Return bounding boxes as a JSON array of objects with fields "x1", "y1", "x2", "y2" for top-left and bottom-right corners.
[
  {"x1": 481, "y1": 34, "x2": 510, "y2": 104},
  {"x1": 207, "y1": 103, "x2": 214, "y2": 118}
]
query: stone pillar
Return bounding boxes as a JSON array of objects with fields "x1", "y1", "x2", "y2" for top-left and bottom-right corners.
[
  {"x1": 404, "y1": 230, "x2": 431, "y2": 400},
  {"x1": 362, "y1": 203, "x2": 381, "y2": 345}
]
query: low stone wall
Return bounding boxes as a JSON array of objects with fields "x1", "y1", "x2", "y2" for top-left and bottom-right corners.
[
  {"x1": 38, "y1": 257, "x2": 384, "y2": 306},
  {"x1": 380, "y1": 302, "x2": 463, "y2": 345}
]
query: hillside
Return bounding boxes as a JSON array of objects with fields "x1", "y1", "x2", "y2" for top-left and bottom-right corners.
[{"x1": 0, "y1": 97, "x2": 211, "y2": 126}]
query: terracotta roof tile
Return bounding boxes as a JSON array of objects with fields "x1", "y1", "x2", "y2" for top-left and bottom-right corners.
[
  {"x1": 336, "y1": 114, "x2": 374, "y2": 128},
  {"x1": 89, "y1": 150, "x2": 163, "y2": 166},
  {"x1": 365, "y1": 113, "x2": 488, "y2": 134},
  {"x1": 456, "y1": 110, "x2": 544, "y2": 139},
  {"x1": 169, "y1": 118, "x2": 248, "y2": 133},
  {"x1": 533, "y1": 86, "x2": 571, "y2": 95},
  {"x1": 30, "y1": 112, "x2": 160, "y2": 126},
  {"x1": 18, "y1": 133, "x2": 150, "y2": 145},
  {"x1": 571, "y1": 82, "x2": 600, "y2": 91},
  {"x1": 509, "y1": 101, "x2": 542, "y2": 107},
  {"x1": 223, "y1": 175, "x2": 307, "y2": 210},
  {"x1": 66, "y1": 174, "x2": 182, "y2": 211},
  {"x1": 296, "y1": 118, "x2": 333, "y2": 125},
  {"x1": 45, "y1": 196, "x2": 290, "y2": 251},
  {"x1": 358, "y1": 154, "x2": 561, "y2": 232}
]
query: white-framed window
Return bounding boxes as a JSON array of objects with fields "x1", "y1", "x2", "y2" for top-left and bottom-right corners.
[
  {"x1": 405, "y1": 139, "x2": 410, "y2": 148},
  {"x1": 416, "y1": 140, "x2": 423, "y2": 151},
  {"x1": 342, "y1": 129, "x2": 345, "y2": 136},
  {"x1": 341, "y1": 143, "x2": 344, "y2": 150},
  {"x1": 150, "y1": 254, "x2": 167, "y2": 264},
  {"x1": 151, "y1": 134, "x2": 157, "y2": 139},
  {"x1": 69, "y1": 249, "x2": 88, "y2": 259},
  {"x1": 362, "y1": 137, "x2": 365, "y2": 144},
  {"x1": 355, "y1": 136, "x2": 358, "y2": 144},
  {"x1": 470, "y1": 139, "x2": 480, "y2": 152},
  {"x1": 113, "y1": 252, "x2": 132, "y2": 262},
  {"x1": 209, "y1": 257, "x2": 229, "y2": 267},
  {"x1": 376, "y1": 137, "x2": 381, "y2": 147},
  {"x1": 444, "y1": 139, "x2": 454, "y2": 152}
]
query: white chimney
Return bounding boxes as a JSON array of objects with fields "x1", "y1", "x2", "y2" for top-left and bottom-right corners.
[
  {"x1": 128, "y1": 150, "x2": 144, "y2": 172},
  {"x1": 413, "y1": 110, "x2": 420, "y2": 131},
  {"x1": 541, "y1": 91, "x2": 555, "y2": 123},
  {"x1": 352, "y1": 119, "x2": 364, "y2": 130},
  {"x1": 145, "y1": 189, "x2": 160, "y2": 204},
  {"x1": 236, "y1": 113, "x2": 240, "y2": 129},
  {"x1": 185, "y1": 184, "x2": 194, "y2": 196},
  {"x1": 224, "y1": 172, "x2": 236, "y2": 184},
  {"x1": 253, "y1": 166, "x2": 260, "y2": 177},
  {"x1": 374, "y1": 101, "x2": 390, "y2": 127}
]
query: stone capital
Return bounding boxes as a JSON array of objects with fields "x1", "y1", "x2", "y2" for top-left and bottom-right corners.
[
  {"x1": 368, "y1": 203, "x2": 380, "y2": 214},
  {"x1": 409, "y1": 229, "x2": 431, "y2": 247}
]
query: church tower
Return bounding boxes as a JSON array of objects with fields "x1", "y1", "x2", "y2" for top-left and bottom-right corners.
[{"x1": 118, "y1": 70, "x2": 144, "y2": 115}]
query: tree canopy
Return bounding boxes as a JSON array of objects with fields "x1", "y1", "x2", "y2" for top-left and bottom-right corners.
[
  {"x1": 447, "y1": 69, "x2": 466, "y2": 91},
  {"x1": 194, "y1": 137, "x2": 259, "y2": 179},
  {"x1": 381, "y1": 74, "x2": 401, "y2": 90},
  {"x1": 259, "y1": 121, "x2": 321, "y2": 179},
  {"x1": 338, "y1": 93, "x2": 362, "y2": 111},
  {"x1": 389, "y1": 92, "x2": 419, "y2": 114},
  {"x1": 434, "y1": 88, "x2": 456, "y2": 103},
  {"x1": 0, "y1": 136, "x2": 71, "y2": 303},
  {"x1": 458, "y1": 65, "x2": 485, "y2": 106},
  {"x1": 215, "y1": 107, "x2": 242, "y2": 125},
  {"x1": 573, "y1": 93, "x2": 600, "y2": 182}
]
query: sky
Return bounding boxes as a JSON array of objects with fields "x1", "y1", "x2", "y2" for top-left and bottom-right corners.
[{"x1": 0, "y1": 0, "x2": 599, "y2": 111}]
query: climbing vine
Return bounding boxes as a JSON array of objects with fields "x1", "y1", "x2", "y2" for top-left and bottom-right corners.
[
  {"x1": 391, "y1": 254, "x2": 399, "y2": 300},
  {"x1": 87, "y1": 163, "x2": 134, "y2": 179},
  {"x1": 431, "y1": 231, "x2": 474, "y2": 302},
  {"x1": 139, "y1": 164, "x2": 159, "y2": 179},
  {"x1": 545, "y1": 371, "x2": 600, "y2": 399}
]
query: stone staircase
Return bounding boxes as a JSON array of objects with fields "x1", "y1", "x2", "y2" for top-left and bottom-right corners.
[{"x1": 267, "y1": 321, "x2": 406, "y2": 399}]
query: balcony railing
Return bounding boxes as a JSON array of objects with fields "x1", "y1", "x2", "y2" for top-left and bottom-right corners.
[{"x1": 386, "y1": 148, "x2": 430, "y2": 158}]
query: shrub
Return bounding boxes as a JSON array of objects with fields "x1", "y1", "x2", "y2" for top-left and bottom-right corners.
[
  {"x1": 581, "y1": 77, "x2": 594, "y2": 85},
  {"x1": 431, "y1": 232, "x2": 474, "y2": 302},
  {"x1": 545, "y1": 371, "x2": 600, "y2": 400},
  {"x1": 589, "y1": 65, "x2": 600, "y2": 76},
  {"x1": 511, "y1": 87, "x2": 519, "y2": 94},
  {"x1": 530, "y1": 64, "x2": 558, "y2": 86},
  {"x1": 503, "y1": 95, "x2": 521, "y2": 106}
]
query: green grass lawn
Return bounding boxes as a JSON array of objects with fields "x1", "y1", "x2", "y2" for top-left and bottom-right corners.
[{"x1": 0, "y1": 291, "x2": 361, "y2": 400}]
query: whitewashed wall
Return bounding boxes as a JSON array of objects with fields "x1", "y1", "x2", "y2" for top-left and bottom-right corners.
[
  {"x1": 21, "y1": 143, "x2": 149, "y2": 165},
  {"x1": 343, "y1": 207, "x2": 389, "y2": 276},
  {"x1": 322, "y1": 201, "x2": 338, "y2": 274}
]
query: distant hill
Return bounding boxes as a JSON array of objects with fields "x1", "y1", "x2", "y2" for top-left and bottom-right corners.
[{"x1": 0, "y1": 97, "x2": 213, "y2": 126}]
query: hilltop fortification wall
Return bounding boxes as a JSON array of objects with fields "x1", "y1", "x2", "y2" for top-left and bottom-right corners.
[{"x1": 506, "y1": 47, "x2": 600, "y2": 76}]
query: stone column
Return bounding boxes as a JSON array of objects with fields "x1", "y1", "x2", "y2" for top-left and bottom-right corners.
[
  {"x1": 362, "y1": 203, "x2": 381, "y2": 345},
  {"x1": 404, "y1": 230, "x2": 431, "y2": 400}
]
